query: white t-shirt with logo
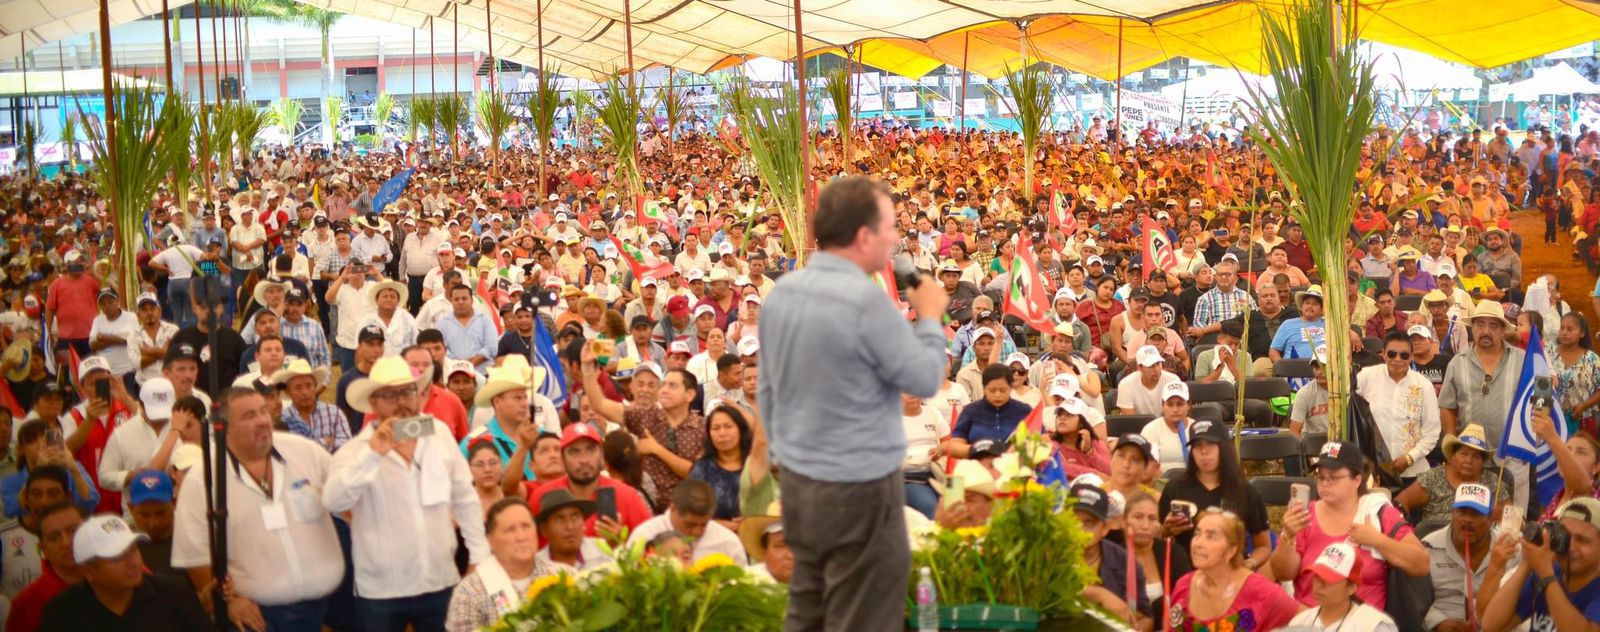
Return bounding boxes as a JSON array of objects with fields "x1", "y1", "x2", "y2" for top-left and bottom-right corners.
[
  {"x1": 902, "y1": 407, "x2": 952, "y2": 473},
  {"x1": 89, "y1": 310, "x2": 141, "y2": 376}
]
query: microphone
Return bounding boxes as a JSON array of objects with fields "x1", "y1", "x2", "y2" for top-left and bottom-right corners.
[{"x1": 892, "y1": 254, "x2": 922, "y2": 290}]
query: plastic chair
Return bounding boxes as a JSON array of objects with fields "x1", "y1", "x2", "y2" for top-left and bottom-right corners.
[
  {"x1": 1301, "y1": 432, "x2": 1329, "y2": 464},
  {"x1": 1243, "y1": 378, "x2": 1292, "y2": 402},
  {"x1": 1274, "y1": 358, "x2": 1314, "y2": 379},
  {"x1": 1395, "y1": 294, "x2": 1424, "y2": 312},
  {"x1": 1184, "y1": 381, "x2": 1236, "y2": 404},
  {"x1": 1239, "y1": 432, "x2": 1306, "y2": 472},
  {"x1": 1415, "y1": 518, "x2": 1452, "y2": 540},
  {"x1": 1106, "y1": 414, "x2": 1152, "y2": 439},
  {"x1": 1250, "y1": 475, "x2": 1316, "y2": 507}
]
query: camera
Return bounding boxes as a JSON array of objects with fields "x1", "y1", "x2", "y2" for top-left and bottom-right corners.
[
  {"x1": 521, "y1": 288, "x2": 561, "y2": 310},
  {"x1": 1532, "y1": 376, "x2": 1555, "y2": 413},
  {"x1": 391, "y1": 415, "x2": 436, "y2": 441},
  {"x1": 1523, "y1": 520, "x2": 1572, "y2": 556}
]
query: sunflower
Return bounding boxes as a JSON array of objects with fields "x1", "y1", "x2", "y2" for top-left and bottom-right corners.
[
  {"x1": 689, "y1": 553, "x2": 737, "y2": 574},
  {"x1": 524, "y1": 573, "x2": 574, "y2": 602}
]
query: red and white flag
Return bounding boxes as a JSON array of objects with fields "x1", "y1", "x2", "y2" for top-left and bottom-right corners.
[
  {"x1": 1002, "y1": 232, "x2": 1053, "y2": 333},
  {"x1": 1140, "y1": 217, "x2": 1177, "y2": 280},
  {"x1": 1049, "y1": 190, "x2": 1077, "y2": 235}
]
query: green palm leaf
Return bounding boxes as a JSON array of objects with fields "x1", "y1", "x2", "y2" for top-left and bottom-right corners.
[
  {"x1": 1242, "y1": 1, "x2": 1378, "y2": 439},
  {"x1": 408, "y1": 96, "x2": 435, "y2": 145},
  {"x1": 475, "y1": 90, "x2": 517, "y2": 162},
  {"x1": 373, "y1": 92, "x2": 396, "y2": 131},
  {"x1": 725, "y1": 77, "x2": 807, "y2": 264},
  {"x1": 231, "y1": 102, "x2": 271, "y2": 166},
  {"x1": 596, "y1": 78, "x2": 642, "y2": 195},
  {"x1": 323, "y1": 95, "x2": 344, "y2": 144},
  {"x1": 270, "y1": 97, "x2": 304, "y2": 138},
  {"x1": 1004, "y1": 62, "x2": 1056, "y2": 197}
]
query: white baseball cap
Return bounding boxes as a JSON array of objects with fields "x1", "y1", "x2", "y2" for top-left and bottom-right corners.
[
  {"x1": 1005, "y1": 352, "x2": 1031, "y2": 370},
  {"x1": 973, "y1": 327, "x2": 997, "y2": 341},
  {"x1": 1135, "y1": 345, "x2": 1164, "y2": 367},
  {"x1": 640, "y1": 276, "x2": 659, "y2": 287},
  {"x1": 1054, "y1": 396, "x2": 1087, "y2": 417},
  {"x1": 78, "y1": 355, "x2": 112, "y2": 379},
  {"x1": 1161, "y1": 380, "x2": 1190, "y2": 401},
  {"x1": 668, "y1": 339, "x2": 694, "y2": 356},
  {"x1": 737, "y1": 337, "x2": 760, "y2": 356},
  {"x1": 1407, "y1": 324, "x2": 1435, "y2": 340},
  {"x1": 692, "y1": 304, "x2": 717, "y2": 319},
  {"x1": 1454, "y1": 482, "x2": 1493, "y2": 515},
  {"x1": 74, "y1": 515, "x2": 149, "y2": 564},
  {"x1": 136, "y1": 292, "x2": 161, "y2": 307},
  {"x1": 1051, "y1": 373, "x2": 1080, "y2": 397},
  {"x1": 1309, "y1": 541, "x2": 1362, "y2": 584},
  {"x1": 140, "y1": 377, "x2": 176, "y2": 419}
]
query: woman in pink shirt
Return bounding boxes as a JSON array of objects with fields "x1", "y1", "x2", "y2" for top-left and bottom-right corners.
[
  {"x1": 1269, "y1": 440, "x2": 1430, "y2": 609},
  {"x1": 1169, "y1": 509, "x2": 1302, "y2": 631}
]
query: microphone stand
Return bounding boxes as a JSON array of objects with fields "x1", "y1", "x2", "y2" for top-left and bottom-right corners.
[{"x1": 196, "y1": 275, "x2": 231, "y2": 626}]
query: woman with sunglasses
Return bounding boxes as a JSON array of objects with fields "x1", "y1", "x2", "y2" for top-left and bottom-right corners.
[
  {"x1": 1169, "y1": 509, "x2": 1303, "y2": 632},
  {"x1": 1006, "y1": 353, "x2": 1041, "y2": 407},
  {"x1": 1271, "y1": 441, "x2": 1430, "y2": 610}
]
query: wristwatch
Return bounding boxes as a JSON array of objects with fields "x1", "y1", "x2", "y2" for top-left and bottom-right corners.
[{"x1": 1537, "y1": 574, "x2": 1559, "y2": 594}]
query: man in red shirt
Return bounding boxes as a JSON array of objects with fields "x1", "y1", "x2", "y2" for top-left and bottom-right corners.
[
  {"x1": 523, "y1": 423, "x2": 652, "y2": 545},
  {"x1": 44, "y1": 251, "x2": 100, "y2": 356},
  {"x1": 66, "y1": 356, "x2": 137, "y2": 513},
  {"x1": 5, "y1": 502, "x2": 85, "y2": 632}
]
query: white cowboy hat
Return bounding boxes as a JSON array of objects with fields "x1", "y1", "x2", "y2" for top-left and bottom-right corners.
[
  {"x1": 251, "y1": 279, "x2": 290, "y2": 309},
  {"x1": 269, "y1": 358, "x2": 332, "y2": 389},
  {"x1": 475, "y1": 366, "x2": 531, "y2": 407},
  {"x1": 346, "y1": 356, "x2": 430, "y2": 414},
  {"x1": 494, "y1": 354, "x2": 547, "y2": 388},
  {"x1": 365, "y1": 278, "x2": 409, "y2": 307}
]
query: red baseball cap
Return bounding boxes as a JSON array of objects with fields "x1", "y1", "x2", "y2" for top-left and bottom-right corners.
[
  {"x1": 559, "y1": 422, "x2": 603, "y2": 449},
  {"x1": 666, "y1": 295, "x2": 690, "y2": 317}
]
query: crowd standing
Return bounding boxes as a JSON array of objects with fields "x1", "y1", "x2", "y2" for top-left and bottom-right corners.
[{"x1": 0, "y1": 112, "x2": 1594, "y2": 631}]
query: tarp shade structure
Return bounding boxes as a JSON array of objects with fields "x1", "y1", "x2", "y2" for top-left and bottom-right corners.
[
  {"x1": 0, "y1": 68, "x2": 162, "y2": 95},
  {"x1": 4, "y1": 0, "x2": 1600, "y2": 83},
  {"x1": 1506, "y1": 61, "x2": 1600, "y2": 99}
]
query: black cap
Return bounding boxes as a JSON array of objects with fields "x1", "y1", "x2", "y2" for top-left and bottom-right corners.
[
  {"x1": 1312, "y1": 440, "x2": 1366, "y2": 474},
  {"x1": 1187, "y1": 420, "x2": 1230, "y2": 444},
  {"x1": 1128, "y1": 287, "x2": 1152, "y2": 301},
  {"x1": 1069, "y1": 483, "x2": 1110, "y2": 520},
  {"x1": 1113, "y1": 433, "x2": 1155, "y2": 462},
  {"x1": 285, "y1": 287, "x2": 308, "y2": 303},
  {"x1": 976, "y1": 310, "x2": 996, "y2": 322},
  {"x1": 358, "y1": 324, "x2": 386, "y2": 344},
  {"x1": 969, "y1": 439, "x2": 1007, "y2": 459},
  {"x1": 36, "y1": 382, "x2": 63, "y2": 397},
  {"x1": 165, "y1": 343, "x2": 201, "y2": 365},
  {"x1": 630, "y1": 315, "x2": 654, "y2": 330}
]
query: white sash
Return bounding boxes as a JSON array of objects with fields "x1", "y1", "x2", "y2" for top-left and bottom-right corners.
[{"x1": 475, "y1": 557, "x2": 524, "y2": 617}]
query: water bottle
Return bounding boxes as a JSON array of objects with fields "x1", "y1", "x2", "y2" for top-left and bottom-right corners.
[{"x1": 916, "y1": 566, "x2": 939, "y2": 632}]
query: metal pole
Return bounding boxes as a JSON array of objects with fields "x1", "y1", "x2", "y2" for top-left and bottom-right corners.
[
  {"x1": 959, "y1": 32, "x2": 970, "y2": 132},
  {"x1": 430, "y1": 16, "x2": 436, "y2": 96},
  {"x1": 1113, "y1": 20, "x2": 1124, "y2": 144},
  {"x1": 454, "y1": 2, "x2": 459, "y2": 94},
  {"x1": 793, "y1": 0, "x2": 810, "y2": 224},
  {"x1": 623, "y1": 0, "x2": 636, "y2": 89},
  {"x1": 210, "y1": 0, "x2": 223, "y2": 99},
  {"x1": 486, "y1": 0, "x2": 495, "y2": 93},
  {"x1": 624, "y1": 0, "x2": 637, "y2": 195},
  {"x1": 162, "y1": 0, "x2": 174, "y2": 88},
  {"x1": 536, "y1": 0, "x2": 545, "y2": 195}
]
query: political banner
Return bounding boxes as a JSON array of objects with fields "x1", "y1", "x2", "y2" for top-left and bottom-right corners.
[
  {"x1": 893, "y1": 92, "x2": 918, "y2": 110},
  {"x1": 932, "y1": 100, "x2": 955, "y2": 117},
  {"x1": 1119, "y1": 92, "x2": 1182, "y2": 129}
]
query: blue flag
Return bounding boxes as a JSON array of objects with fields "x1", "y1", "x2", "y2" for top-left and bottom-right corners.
[
  {"x1": 531, "y1": 317, "x2": 568, "y2": 408},
  {"x1": 371, "y1": 168, "x2": 415, "y2": 215},
  {"x1": 1499, "y1": 325, "x2": 1568, "y2": 508}
]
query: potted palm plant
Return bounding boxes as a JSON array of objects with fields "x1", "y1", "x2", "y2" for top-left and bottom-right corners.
[
  {"x1": 407, "y1": 96, "x2": 435, "y2": 148},
  {"x1": 595, "y1": 78, "x2": 642, "y2": 198},
  {"x1": 434, "y1": 93, "x2": 466, "y2": 158},
  {"x1": 527, "y1": 66, "x2": 562, "y2": 188},
  {"x1": 323, "y1": 95, "x2": 345, "y2": 147},
  {"x1": 822, "y1": 64, "x2": 853, "y2": 165},
  {"x1": 475, "y1": 90, "x2": 516, "y2": 162},
  {"x1": 1243, "y1": 0, "x2": 1378, "y2": 439},
  {"x1": 271, "y1": 97, "x2": 304, "y2": 142}
]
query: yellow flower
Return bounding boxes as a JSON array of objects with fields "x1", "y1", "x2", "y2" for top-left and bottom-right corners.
[
  {"x1": 689, "y1": 553, "x2": 737, "y2": 574},
  {"x1": 1022, "y1": 480, "x2": 1048, "y2": 495},
  {"x1": 954, "y1": 525, "x2": 990, "y2": 540},
  {"x1": 524, "y1": 574, "x2": 574, "y2": 602}
]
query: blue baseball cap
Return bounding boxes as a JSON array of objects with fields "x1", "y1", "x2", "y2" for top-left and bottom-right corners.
[
  {"x1": 1453, "y1": 483, "x2": 1492, "y2": 516},
  {"x1": 127, "y1": 469, "x2": 174, "y2": 506}
]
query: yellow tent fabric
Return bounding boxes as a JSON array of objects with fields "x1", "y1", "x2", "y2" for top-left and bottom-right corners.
[{"x1": 5, "y1": 1, "x2": 1600, "y2": 82}]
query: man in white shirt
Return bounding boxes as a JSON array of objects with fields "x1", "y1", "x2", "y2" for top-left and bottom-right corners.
[
  {"x1": 1356, "y1": 331, "x2": 1441, "y2": 484},
  {"x1": 399, "y1": 218, "x2": 448, "y2": 313},
  {"x1": 350, "y1": 218, "x2": 392, "y2": 268},
  {"x1": 88, "y1": 288, "x2": 139, "y2": 381},
  {"x1": 147, "y1": 240, "x2": 206, "y2": 329},
  {"x1": 229, "y1": 209, "x2": 268, "y2": 288},
  {"x1": 325, "y1": 261, "x2": 377, "y2": 370},
  {"x1": 172, "y1": 386, "x2": 344, "y2": 630},
  {"x1": 626, "y1": 479, "x2": 749, "y2": 565},
  {"x1": 420, "y1": 245, "x2": 459, "y2": 303},
  {"x1": 1116, "y1": 346, "x2": 1183, "y2": 416},
  {"x1": 325, "y1": 357, "x2": 487, "y2": 629},
  {"x1": 674, "y1": 232, "x2": 713, "y2": 274},
  {"x1": 97, "y1": 377, "x2": 176, "y2": 510}
]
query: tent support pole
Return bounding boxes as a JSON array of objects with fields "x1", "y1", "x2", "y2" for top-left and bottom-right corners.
[
  {"x1": 1177, "y1": 58, "x2": 1190, "y2": 133},
  {"x1": 430, "y1": 16, "x2": 436, "y2": 97},
  {"x1": 454, "y1": 1, "x2": 459, "y2": 94},
  {"x1": 162, "y1": 0, "x2": 173, "y2": 88},
  {"x1": 1114, "y1": 20, "x2": 1123, "y2": 144},
  {"x1": 624, "y1": 0, "x2": 635, "y2": 88},
  {"x1": 959, "y1": 32, "x2": 970, "y2": 133},
  {"x1": 95, "y1": 0, "x2": 114, "y2": 203},
  {"x1": 794, "y1": 0, "x2": 810, "y2": 232},
  {"x1": 487, "y1": 0, "x2": 494, "y2": 93}
]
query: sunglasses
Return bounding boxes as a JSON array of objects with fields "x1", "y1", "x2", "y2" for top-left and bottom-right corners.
[{"x1": 1385, "y1": 350, "x2": 1412, "y2": 360}]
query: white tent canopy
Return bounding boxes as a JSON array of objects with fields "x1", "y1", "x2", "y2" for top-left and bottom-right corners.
[
  {"x1": 1362, "y1": 42, "x2": 1482, "y2": 92},
  {"x1": 1507, "y1": 62, "x2": 1600, "y2": 100},
  {"x1": 1158, "y1": 69, "x2": 1274, "y2": 102}
]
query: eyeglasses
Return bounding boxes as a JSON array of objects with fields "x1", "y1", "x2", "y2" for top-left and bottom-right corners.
[
  {"x1": 370, "y1": 388, "x2": 419, "y2": 403},
  {"x1": 1315, "y1": 472, "x2": 1354, "y2": 485},
  {"x1": 1385, "y1": 350, "x2": 1412, "y2": 360}
]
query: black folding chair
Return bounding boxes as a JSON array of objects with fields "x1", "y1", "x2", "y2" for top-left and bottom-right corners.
[
  {"x1": 1414, "y1": 518, "x2": 1452, "y2": 540},
  {"x1": 1239, "y1": 432, "x2": 1306, "y2": 473},
  {"x1": 1274, "y1": 358, "x2": 1314, "y2": 379},
  {"x1": 1243, "y1": 378, "x2": 1291, "y2": 402},
  {"x1": 1395, "y1": 294, "x2": 1424, "y2": 312},
  {"x1": 1184, "y1": 381, "x2": 1235, "y2": 404},
  {"x1": 1106, "y1": 414, "x2": 1152, "y2": 439},
  {"x1": 1250, "y1": 475, "x2": 1316, "y2": 507},
  {"x1": 1302, "y1": 432, "x2": 1329, "y2": 465}
]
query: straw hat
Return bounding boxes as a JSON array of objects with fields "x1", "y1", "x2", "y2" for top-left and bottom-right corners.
[
  {"x1": 475, "y1": 366, "x2": 532, "y2": 407},
  {"x1": 495, "y1": 354, "x2": 547, "y2": 388},
  {"x1": 1466, "y1": 299, "x2": 1511, "y2": 328},
  {"x1": 1294, "y1": 285, "x2": 1325, "y2": 305},
  {"x1": 251, "y1": 279, "x2": 290, "y2": 308},
  {"x1": 366, "y1": 279, "x2": 409, "y2": 307},
  {"x1": 1442, "y1": 424, "x2": 1492, "y2": 460},
  {"x1": 269, "y1": 358, "x2": 331, "y2": 389},
  {"x1": 346, "y1": 356, "x2": 430, "y2": 414},
  {"x1": 739, "y1": 502, "x2": 783, "y2": 561}
]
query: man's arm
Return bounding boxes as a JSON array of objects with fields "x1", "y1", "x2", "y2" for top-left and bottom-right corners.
[{"x1": 579, "y1": 345, "x2": 627, "y2": 424}]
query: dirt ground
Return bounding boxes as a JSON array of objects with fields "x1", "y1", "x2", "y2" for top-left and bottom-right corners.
[{"x1": 1509, "y1": 209, "x2": 1594, "y2": 322}]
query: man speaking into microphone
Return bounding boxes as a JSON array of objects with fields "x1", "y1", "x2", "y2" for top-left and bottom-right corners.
[{"x1": 758, "y1": 176, "x2": 950, "y2": 631}]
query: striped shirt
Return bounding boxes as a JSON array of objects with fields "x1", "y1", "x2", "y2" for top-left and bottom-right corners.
[
  {"x1": 1192, "y1": 286, "x2": 1256, "y2": 330},
  {"x1": 279, "y1": 315, "x2": 332, "y2": 368},
  {"x1": 282, "y1": 401, "x2": 352, "y2": 452}
]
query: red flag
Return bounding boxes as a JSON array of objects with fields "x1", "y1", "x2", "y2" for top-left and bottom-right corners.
[
  {"x1": 1048, "y1": 190, "x2": 1077, "y2": 235},
  {"x1": 1021, "y1": 399, "x2": 1045, "y2": 434},
  {"x1": 1002, "y1": 232, "x2": 1053, "y2": 333},
  {"x1": 475, "y1": 275, "x2": 504, "y2": 333},
  {"x1": 1140, "y1": 217, "x2": 1177, "y2": 281}
]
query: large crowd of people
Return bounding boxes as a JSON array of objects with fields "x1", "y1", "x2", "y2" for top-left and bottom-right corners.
[{"x1": 0, "y1": 112, "x2": 1596, "y2": 632}]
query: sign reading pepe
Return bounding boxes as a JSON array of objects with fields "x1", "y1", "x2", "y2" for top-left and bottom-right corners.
[{"x1": 1119, "y1": 92, "x2": 1182, "y2": 130}]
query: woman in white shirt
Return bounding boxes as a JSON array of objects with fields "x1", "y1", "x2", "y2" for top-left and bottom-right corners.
[
  {"x1": 1286, "y1": 542, "x2": 1396, "y2": 631},
  {"x1": 901, "y1": 393, "x2": 950, "y2": 520},
  {"x1": 686, "y1": 328, "x2": 729, "y2": 388}
]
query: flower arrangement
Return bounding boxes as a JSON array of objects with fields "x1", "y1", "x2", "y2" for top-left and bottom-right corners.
[
  {"x1": 907, "y1": 470, "x2": 1098, "y2": 619},
  {"x1": 488, "y1": 542, "x2": 787, "y2": 631}
]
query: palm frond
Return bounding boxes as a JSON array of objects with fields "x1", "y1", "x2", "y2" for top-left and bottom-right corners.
[
  {"x1": 726, "y1": 77, "x2": 807, "y2": 264},
  {"x1": 408, "y1": 96, "x2": 435, "y2": 145},
  {"x1": 59, "y1": 114, "x2": 80, "y2": 170},
  {"x1": 595, "y1": 78, "x2": 641, "y2": 193},
  {"x1": 206, "y1": 104, "x2": 238, "y2": 173},
  {"x1": 373, "y1": 92, "x2": 396, "y2": 129},
  {"x1": 323, "y1": 95, "x2": 344, "y2": 144},
  {"x1": 81, "y1": 82, "x2": 191, "y2": 304},
  {"x1": 231, "y1": 102, "x2": 271, "y2": 165},
  {"x1": 655, "y1": 77, "x2": 687, "y2": 149},
  {"x1": 270, "y1": 97, "x2": 304, "y2": 138},
  {"x1": 475, "y1": 90, "x2": 517, "y2": 161},
  {"x1": 1004, "y1": 62, "x2": 1056, "y2": 197},
  {"x1": 822, "y1": 64, "x2": 852, "y2": 164},
  {"x1": 1242, "y1": 1, "x2": 1378, "y2": 440},
  {"x1": 570, "y1": 89, "x2": 593, "y2": 142},
  {"x1": 17, "y1": 119, "x2": 42, "y2": 180},
  {"x1": 434, "y1": 93, "x2": 466, "y2": 157},
  {"x1": 163, "y1": 98, "x2": 198, "y2": 207}
]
